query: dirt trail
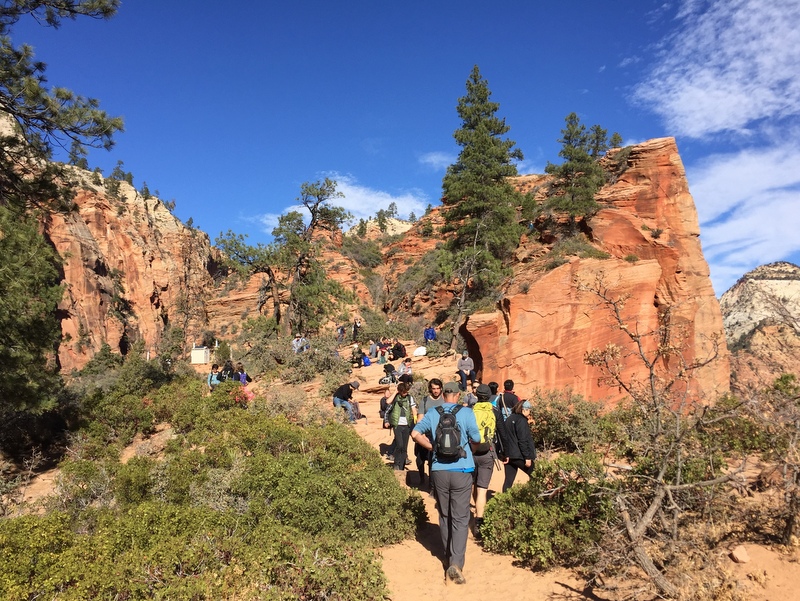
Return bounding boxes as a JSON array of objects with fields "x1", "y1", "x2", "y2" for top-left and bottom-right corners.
[
  {"x1": 350, "y1": 353, "x2": 586, "y2": 600},
  {"x1": 351, "y1": 349, "x2": 800, "y2": 601}
]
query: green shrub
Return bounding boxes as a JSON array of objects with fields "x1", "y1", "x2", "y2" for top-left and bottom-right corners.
[
  {"x1": 340, "y1": 236, "x2": 383, "y2": 268},
  {"x1": 115, "y1": 456, "x2": 156, "y2": 507},
  {"x1": 482, "y1": 454, "x2": 613, "y2": 568},
  {"x1": 549, "y1": 234, "x2": 610, "y2": 261},
  {"x1": 624, "y1": 253, "x2": 639, "y2": 263},
  {"x1": 0, "y1": 505, "x2": 391, "y2": 600},
  {"x1": 528, "y1": 390, "x2": 606, "y2": 453}
]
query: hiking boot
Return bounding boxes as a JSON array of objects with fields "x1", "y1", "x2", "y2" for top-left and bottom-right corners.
[
  {"x1": 386, "y1": 454, "x2": 394, "y2": 462},
  {"x1": 405, "y1": 458, "x2": 412, "y2": 465},
  {"x1": 446, "y1": 565, "x2": 466, "y2": 585}
]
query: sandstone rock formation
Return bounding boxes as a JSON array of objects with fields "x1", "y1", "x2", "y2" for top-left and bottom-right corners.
[
  {"x1": 44, "y1": 172, "x2": 219, "y2": 372},
  {"x1": 462, "y1": 138, "x2": 730, "y2": 403},
  {"x1": 719, "y1": 262, "x2": 800, "y2": 393},
  {"x1": 44, "y1": 138, "x2": 732, "y2": 405}
]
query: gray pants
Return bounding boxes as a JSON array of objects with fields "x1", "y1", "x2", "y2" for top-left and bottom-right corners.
[{"x1": 430, "y1": 470, "x2": 473, "y2": 570}]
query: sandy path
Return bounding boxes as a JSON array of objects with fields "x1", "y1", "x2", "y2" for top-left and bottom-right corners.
[{"x1": 350, "y1": 355, "x2": 587, "y2": 600}]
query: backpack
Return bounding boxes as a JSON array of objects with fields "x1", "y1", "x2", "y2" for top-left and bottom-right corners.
[
  {"x1": 434, "y1": 406, "x2": 465, "y2": 462},
  {"x1": 499, "y1": 392, "x2": 517, "y2": 421},
  {"x1": 379, "y1": 395, "x2": 391, "y2": 419},
  {"x1": 220, "y1": 366, "x2": 234, "y2": 382},
  {"x1": 472, "y1": 401, "x2": 496, "y2": 455}
]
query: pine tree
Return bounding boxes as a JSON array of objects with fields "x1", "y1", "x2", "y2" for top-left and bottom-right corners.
[
  {"x1": 544, "y1": 112, "x2": 605, "y2": 219},
  {"x1": 0, "y1": 2, "x2": 121, "y2": 421},
  {"x1": 272, "y1": 178, "x2": 352, "y2": 335},
  {"x1": 442, "y1": 65, "x2": 523, "y2": 261},
  {"x1": 440, "y1": 66, "x2": 525, "y2": 348}
]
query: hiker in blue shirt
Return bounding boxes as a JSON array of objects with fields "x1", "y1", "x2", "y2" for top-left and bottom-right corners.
[
  {"x1": 411, "y1": 381, "x2": 480, "y2": 585},
  {"x1": 423, "y1": 324, "x2": 437, "y2": 343}
]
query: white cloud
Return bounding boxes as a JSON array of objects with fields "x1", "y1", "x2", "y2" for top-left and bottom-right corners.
[
  {"x1": 688, "y1": 145, "x2": 800, "y2": 293},
  {"x1": 635, "y1": 0, "x2": 800, "y2": 139},
  {"x1": 256, "y1": 174, "x2": 429, "y2": 234},
  {"x1": 418, "y1": 151, "x2": 456, "y2": 171}
]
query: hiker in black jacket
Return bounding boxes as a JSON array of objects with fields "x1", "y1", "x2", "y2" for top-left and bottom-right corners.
[{"x1": 502, "y1": 400, "x2": 536, "y2": 492}]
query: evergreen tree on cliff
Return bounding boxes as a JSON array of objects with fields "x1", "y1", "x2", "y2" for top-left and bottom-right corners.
[
  {"x1": 544, "y1": 112, "x2": 619, "y2": 222},
  {"x1": 442, "y1": 65, "x2": 524, "y2": 260},
  {"x1": 0, "y1": 1, "x2": 122, "y2": 423},
  {"x1": 440, "y1": 66, "x2": 526, "y2": 347}
]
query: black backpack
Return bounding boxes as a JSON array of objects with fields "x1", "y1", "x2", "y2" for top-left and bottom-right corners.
[{"x1": 434, "y1": 405, "x2": 465, "y2": 462}]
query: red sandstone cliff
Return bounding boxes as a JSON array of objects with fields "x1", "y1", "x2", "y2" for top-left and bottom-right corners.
[
  {"x1": 461, "y1": 138, "x2": 729, "y2": 402},
  {"x1": 45, "y1": 138, "x2": 731, "y2": 404},
  {"x1": 44, "y1": 171, "x2": 218, "y2": 372}
]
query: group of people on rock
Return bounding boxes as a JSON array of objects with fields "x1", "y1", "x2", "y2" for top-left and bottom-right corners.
[{"x1": 350, "y1": 336, "x2": 408, "y2": 368}]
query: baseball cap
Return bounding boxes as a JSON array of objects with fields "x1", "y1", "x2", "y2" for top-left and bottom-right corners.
[
  {"x1": 476, "y1": 383, "x2": 492, "y2": 399},
  {"x1": 443, "y1": 382, "x2": 461, "y2": 394},
  {"x1": 350, "y1": 381, "x2": 360, "y2": 389},
  {"x1": 522, "y1": 401, "x2": 532, "y2": 410}
]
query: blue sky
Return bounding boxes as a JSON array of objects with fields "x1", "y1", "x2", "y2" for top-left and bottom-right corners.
[{"x1": 12, "y1": 0, "x2": 800, "y2": 295}]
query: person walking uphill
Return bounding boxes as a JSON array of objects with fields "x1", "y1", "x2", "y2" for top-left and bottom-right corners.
[
  {"x1": 411, "y1": 381, "x2": 480, "y2": 585},
  {"x1": 502, "y1": 400, "x2": 537, "y2": 492},
  {"x1": 332, "y1": 380, "x2": 360, "y2": 423},
  {"x1": 384, "y1": 381, "x2": 417, "y2": 471}
]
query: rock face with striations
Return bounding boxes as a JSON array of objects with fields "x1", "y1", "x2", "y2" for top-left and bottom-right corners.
[
  {"x1": 43, "y1": 172, "x2": 218, "y2": 373},
  {"x1": 719, "y1": 262, "x2": 800, "y2": 393},
  {"x1": 463, "y1": 138, "x2": 730, "y2": 403}
]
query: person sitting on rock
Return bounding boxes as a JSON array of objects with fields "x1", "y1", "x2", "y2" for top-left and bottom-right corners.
[
  {"x1": 397, "y1": 357, "x2": 413, "y2": 383},
  {"x1": 457, "y1": 351, "x2": 476, "y2": 391},
  {"x1": 332, "y1": 380, "x2": 360, "y2": 423}
]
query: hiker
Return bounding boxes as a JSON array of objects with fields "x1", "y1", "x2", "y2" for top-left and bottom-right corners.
[
  {"x1": 397, "y1": 357, "x2": 413, "y2": 383},
  {"x1": 368, "y1": 339, "x2": 378, "y2": 359},
  {"x1": 233, "y1": 362, "x2": 252, "y2": 385},
  {"x1": 351, "y1": 344, "x2": 365, "y2": 367},
  {"x1": 423, "y1": 324, "x2": 437, "y2": 343},
  {"x1": 332, "y1": 380, "x2": 360, "y2": 423},
  {"x1": 502, "y1": 400, "x2": 536, "y2": 492},
  {"x1": 377, "y1": 337, "x2": 392, "y2": 363},
  {"x1": 462, "y1": 381, "x2": 480, "y2": 407},
  {"x1": 389, "y1": 338, "x2": 406, "y2": 360},
  {"x1": 411, "y1": 381, "x2": 480, "y2": 585},
  {"x1": 488, "y1": 381, "x2": 501, "y2": 407},
  {"x1": 415, "y1": 378, "x2": 445, "y2": 486},
  {"x1": 470, "y1": 383, "x2": 508, "y2": 541},
  {"x1": 336, "y1": 324, "x2": 346, "y2": 344},
  {"x1": 220, "y1": 359, "x2": 235, "y2": 382},
  {"x1": 498, "y1": 379, "x2": 519, "y2": 421},
  {"x1": 291, "y1": 333, "x2": 309, "y2": 354},
  {"x1": 380, "y1": 382, "x2": 398, "y2": 459},
  {"x1": 456, "y1": 350, "x2": 476, "y2": 391},
  {"x1": 352, "y1": 318, "x2": 362, "y2": 342},
  {"x1": 384, "y1": 381, "x2": 417, "y2": 471},
  {"x1": 207, "y1": 363, "x2": 221, "y2": 393}
]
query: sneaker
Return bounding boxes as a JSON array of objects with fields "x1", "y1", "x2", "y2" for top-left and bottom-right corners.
[
  {"x1": 386, "y1": 454, "x2": 394, "y2": 462},
  {"x1": 405, "y1": 458, "x2": 412, "y2": 465},
  {"x1": 446, "y1": 565, "x2": 466, "y2": 585}
]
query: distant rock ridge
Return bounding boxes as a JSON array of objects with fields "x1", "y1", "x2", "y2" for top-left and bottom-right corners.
[{"x1": 719, "y1": 261, "x2": 800, "y2": 392}]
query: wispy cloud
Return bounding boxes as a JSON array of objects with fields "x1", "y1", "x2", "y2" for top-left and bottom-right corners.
[
  {"x1": 256, "y1": 174, "x2": 429, "y2": 234},
  {"x1": 418, "y1": 151, "x2": 456, "y2": 171},
  {"x1": 634, "y1": 0, "x2": 800, "y2": 294},
  {"x1": 688, "y1": 146, "x2": 800, "y2": 293},
  {"x1": 635, "y1": 0, "x2": 800, "y2": 139}
]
